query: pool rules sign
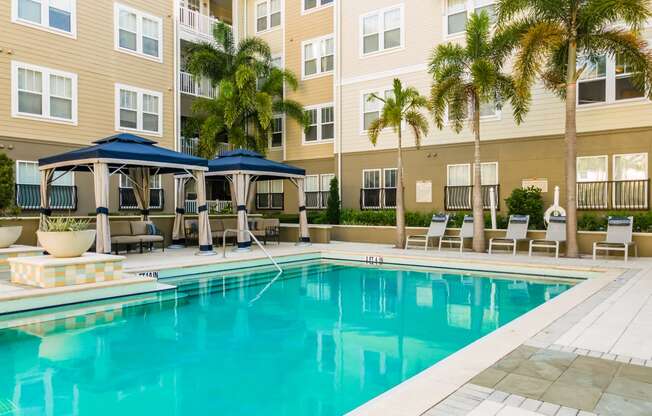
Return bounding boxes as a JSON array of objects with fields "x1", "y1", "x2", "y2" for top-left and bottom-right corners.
[{"x1": 416, "y1": 180, "x2": 432, "y2": 203}]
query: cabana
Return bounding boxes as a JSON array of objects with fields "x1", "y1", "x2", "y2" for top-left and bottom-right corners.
[
  {"x1": 174, "y1": 149, "x2": 309, "y2": 250},
  {"x1": 38, "y1": 133, "x2": 214, "y2": 255}
]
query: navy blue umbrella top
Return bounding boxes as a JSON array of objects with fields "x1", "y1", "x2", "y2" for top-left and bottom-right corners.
[
  {"x1": 207, "y1": 149, "x2": 305, "y2": 178},
  {"x1": 38, "y1": 133, "x2": 208, "y2": 174}
]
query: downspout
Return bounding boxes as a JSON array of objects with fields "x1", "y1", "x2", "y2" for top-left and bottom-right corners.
[
  {"x1": 335, "y1": 0, "x2": 342, "y2": 203},
  {"x1": 173, "y1": 0, "x2": 180, "y2": 210}
]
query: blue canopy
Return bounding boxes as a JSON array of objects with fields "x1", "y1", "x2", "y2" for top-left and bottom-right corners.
[
  {"x1": 38, "y1": 133, "x2": 207, "y2": 174},
  {"x1": 206, "y1": 149, "x2": 305, "y2": 179}
]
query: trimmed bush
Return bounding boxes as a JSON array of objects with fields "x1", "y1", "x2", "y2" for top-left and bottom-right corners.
[
  {"x1": 505, "y1": 186, "x2": 544, "y2": 229},
  {"x1": 325, "y1": 177, "x2": 341, "y2": 225},
  {"x1": 0, "y1": 154, "x2": 17, "y2": 216}
]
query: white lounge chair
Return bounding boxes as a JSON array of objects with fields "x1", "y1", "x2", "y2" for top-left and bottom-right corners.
[
  {"x1": 489, "y1": 215, "x2": 530, "y2": 255},
  {"x1": 439, "y1": 215, "x2": 474, "y2": 252},
  {"x1": 529, "y1": 216, "x2": 566, "y2": 258},
  {"x1": 593, "y1": 216, "x2": 637, "y2": 261},
  {"x1": 405, "y1": 214, "x2": 449, "y2": 251}
]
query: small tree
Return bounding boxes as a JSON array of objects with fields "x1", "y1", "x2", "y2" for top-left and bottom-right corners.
[
  {"x1": 0, "y1": 154, "x2": 15, "y2": 216},
  {"x1": 505, "y1": 186, "x2": 544, "y2": 229},
  {"x1": 325, "y1": 177, "x2": 341, "y2": 225}
]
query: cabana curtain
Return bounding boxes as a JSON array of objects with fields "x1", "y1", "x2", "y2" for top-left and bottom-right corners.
[
  {"x1": 128, "y1": 167, "x2": 151, "y2": 221},
  {"x1": 234, "y1": 173, "x2": 252, "y2": 249},
  {"x1": 293, "y1": 178, "x2": 310, "y2": 244},
  {"x1": 195, "y1": 170, "x2": 213, "y2": 254},
  {"x1": 38, "y1": 168, "x2": 54, "y2": 231},
  {"x1": 93, "y1": 162, "x2": 111, "y2": 254},
  {"x1": 172, "y1": 176, "x2": 189, "y2": 246}
]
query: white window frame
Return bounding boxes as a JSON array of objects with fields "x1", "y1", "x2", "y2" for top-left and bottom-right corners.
[
  {"x1": 11, "y1": 61, "x2": 78, "y2": 125},
  {"x1": 577, "y1": 53, "x2": 648, "y2": 108},
  {"x1": 447, "y1": 163, "x2": 471, "y2": 186},
  {"x1": 303, "y1": 103, "x2": 335, "y2": 144},
  {"x1": 270, "y1": 114, "x2": 284, "y2": 149},
  {"x1": 11, "y1": 0, "x2": 77, "y2": 38},
  {"x1": 115, "y1": 83, "x2": 163, "y2": 136},
  {"x1": 444, "y1": 100, "x2": 502, "y2": 125},
  {"x1": 119, "y1": 173, "x2": 161, "y2": 189},
  {"x1": 114, "y1": 3, "x2": 163, "y2": 63},
  {"x1": 612, "y1": 152, "x2": 648, "y2": 209},
  {"x1": 445, "y1": 0, "x2": 495, "y2": 38},
  {"x1": 359, "y1": 4, "x2": 404, "y2": 58},
  {"x1": 303, "y1": 173, "x2": 334, "y2": 209},
  {"x1": 301, "y1": 34, "x2": 335, "y2": 80},
  {"x1": 256, "y1": 179, "x2": 284, "y2": 209},
  {"x1": 16, "y1": 160, "x2": 74, "y2": 186},
  {"x1": 576, "y1": 155, "x2": 609, "y2": 182},
  {"x1": 255, "y1": 0, "x2": 282, "y2": 34},
  {"x1": 359, "y1": 87, "x2": 394, "y2": 134},
  {"x1": 476, "y1": 161, "x2": 499, "y2": 185},
  {"x1": 302, "y1": 0, "x2": 334, "y2": 15}
]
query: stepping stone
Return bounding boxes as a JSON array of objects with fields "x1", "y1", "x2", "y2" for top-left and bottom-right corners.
[
  {"x1": 494, "y1": 374, "x2": 552, "y2": 400},
  {"x1": 469, "y1": 368, "x2": 508, "y2": 388},
  {"x1": 540, "y1": 381, "x2": 602, "y2": 411},
  {"x1": 606, "y1": 376, "x2": 652, "y2": 402},
  {"x1": 594, "y1": 393, "x2": 652, "y2": 416}
]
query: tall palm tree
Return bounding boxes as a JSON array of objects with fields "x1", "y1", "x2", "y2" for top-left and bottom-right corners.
[
  {"x1": 367, "y1": 78, "x2": 430, "y2": 248},
  {"x1": 185, "y1": 22, "x2": 306, "y2": 156},
  {"x1": 497, "y1": 0, "x2": 652, "y2": 257},
  {"x1": 429, "y1": 11, "x2": 526, "y2": 253}
]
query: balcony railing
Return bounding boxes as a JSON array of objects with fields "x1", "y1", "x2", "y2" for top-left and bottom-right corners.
[
  {"x1": 180, "y1": 71, "x2": 218, "y2": 99},
  {"x1": 360, "y1": 188, "x2": 397, "y2": 210},
  {"x1": 577, "y1": 180, "x2": 649, "y2": 210},
  {"x1": 15, "y1": 184, "x2": 77, "y2": 211},
  {"x1": 119, "y1": 188, "x2": 164, "y2": 211},
  {"x1": 179, "y1": 137, "x2": 233, "y2": 158},
  {"x1": 178, "y1": 6, "x2": 220, "y2": 38},
  {"x1": 444, "y1": 185, "x2": 500, "y2": 211},
  {"x1": 256, "y1": 193, "x2": 284, "y2": 210},
  {"x1": 305, "y1": 191, "x2": 330, "y2": 209},
  {"x1": 184, "y1": 199, "x2": 232, "y2": 214}
]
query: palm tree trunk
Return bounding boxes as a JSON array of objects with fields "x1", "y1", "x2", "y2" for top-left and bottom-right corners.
[
  {"x1": 396, "y1": 127, "x2": 406, "y2": 248},
  {"x1": 472, "y1": 95, "x2": 485, "y2": 252},
  {"x1": 565, "y1": 40, "x2": 579, "y2": 258}
]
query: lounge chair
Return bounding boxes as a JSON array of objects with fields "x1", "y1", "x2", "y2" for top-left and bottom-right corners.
[
  {"x1": 489, "y1": 215, "x2": 530, "y2": 255},
  {"x1": 439, "y1": 215, "x2": 474, "y2": 252},
  {"x1": 405, "y1": 214, "x2": 449, "y2": 251},
  {"x1": 529, "y1": 216, "x2": 566, "y2": 258},
  {"x1": 593, "y1": 216, "x2": 637, "y2": 261}
]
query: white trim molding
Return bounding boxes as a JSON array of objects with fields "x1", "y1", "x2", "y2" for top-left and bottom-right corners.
[
  {"x1": 301, "y1": 34, "x2": 335, "y2": 80},
  {"x1": 303, "y1": 102, "x2": 336, "y2": 144},
  {"x1": 11, "y1": 0, "x2": 77, "y2": 38},
  {"x1": 114, "y1": 3, "x2": 164, "y2": 63},
  {"x1": 359, "y1": 4, "x2": 405, "y2": 58},
  {"x1": 114, "y1": 83, "x2": 163, "y2": 137}
]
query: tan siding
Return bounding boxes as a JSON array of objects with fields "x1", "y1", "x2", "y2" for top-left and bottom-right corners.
[{"x1": 0, "y1": 0, "x2": 175, "y2": 149}]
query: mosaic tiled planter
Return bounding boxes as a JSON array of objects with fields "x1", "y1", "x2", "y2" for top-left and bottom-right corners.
[{"x1": 0, "y1": 246, "x2": 44, "y2": 276}]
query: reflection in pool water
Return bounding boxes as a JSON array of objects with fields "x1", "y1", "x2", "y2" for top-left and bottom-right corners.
[{"x1": 0, "y1": 262, "x2": 572, "y2": 415}]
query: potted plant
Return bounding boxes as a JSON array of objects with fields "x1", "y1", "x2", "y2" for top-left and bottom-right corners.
[
  {"x1": 0, "y1": 153, "x2": 22, "y2": 248},
  {"x1": 37, "y1": 217, "x2": 96, "y2": 258}
]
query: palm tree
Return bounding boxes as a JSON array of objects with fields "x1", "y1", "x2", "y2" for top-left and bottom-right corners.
[
  {"x1": 429, "y1": 11, "x2": 526, "y2": 253},
  {"x1": 497, "y1": 0, "x2": 652, "y2": 257},
  {"x1": 367, "y1": 78, "x2": 430, "y2": 248},
  {"x1": 184, "y1": 22, "x2": 306, "y2": 156}
]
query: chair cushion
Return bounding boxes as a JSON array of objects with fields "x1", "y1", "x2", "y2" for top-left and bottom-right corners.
[
  {"x1": 222, "y1": 218, "x2": 237, "y2": 230},
  {"x1": 111, "y1": 221, "x2": 132, "y2": 237},
  {"x1": 140, "y1": 235, "x2": 164, "y2": 243},
  {"x1": 146, "y1": 223, "x2": 160, "y2": 235},
  {"x1": 209, "y1": 219, "x2": 224, "y2": 231},
  {"x1": 111, "y1": 235, "x2": 141, "y2": 244},
  {"x1": 130, "y1": 221, "x2": 148, "y2": 236}
]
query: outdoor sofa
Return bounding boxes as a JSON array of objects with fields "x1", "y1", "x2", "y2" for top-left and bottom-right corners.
[{"x1": 110, "y1": 221, "x2": 165, "y2": 254}]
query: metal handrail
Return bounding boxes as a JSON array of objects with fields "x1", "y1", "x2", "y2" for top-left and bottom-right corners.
[{"x1": 222, "y1": 229, "x2": 282, "y2": 273}]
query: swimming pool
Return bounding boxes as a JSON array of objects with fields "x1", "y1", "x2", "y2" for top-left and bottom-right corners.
[{"x1": 0, "y1": 260, "x2": 573, "y2": 415}]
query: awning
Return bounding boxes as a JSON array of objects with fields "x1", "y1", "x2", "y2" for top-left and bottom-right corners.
[{"x1": 205, "y1": 149, "x2": 305, "y2": 179}]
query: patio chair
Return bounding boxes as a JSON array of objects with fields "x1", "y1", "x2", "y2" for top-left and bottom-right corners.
[
  {"x1": 489, "y1": 215, "x2": 530, "y2": 255},
  {"x1": 405, "y1": 214, "x2": 449, "y2": 251},
  {"x1": 593, "y1": 216, "x2": 637, "y2": 261},
  {"x1": 529, "y1": 216, "x2": 566, "y2": 259},
  {"x1": 439, "y1": 215, "x2": 474, "y2": 252}
]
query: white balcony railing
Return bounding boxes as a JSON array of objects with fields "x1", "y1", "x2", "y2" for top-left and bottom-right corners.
[
  {"x1": 185, "y1": 199, "x2": 232, "y2": 214},
  {"x1": 178, "y1": 6, "x2": 219, "y2": 38},
  {"x1": 180, "y1": 71, "x2": 218, "y2": 99}
]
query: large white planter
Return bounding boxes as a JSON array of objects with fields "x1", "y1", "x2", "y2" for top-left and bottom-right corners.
[
  {"x1": 0, "y1": 226, "x2": 22, "y2": 248},
  {"x1": 37, "y1": 230, "x2": 96, "y2": 258}
]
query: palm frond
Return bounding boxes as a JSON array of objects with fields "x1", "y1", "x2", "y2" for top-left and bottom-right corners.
[
  {"x1": 466, "y1": 11, "x2": 491, "y2": 59},
  {"x1": 366, "y1": 117, "x2": 388, "y2": 146},
  {"x1": 404, "y1": 110, "x2": 429, "y2": 149}
]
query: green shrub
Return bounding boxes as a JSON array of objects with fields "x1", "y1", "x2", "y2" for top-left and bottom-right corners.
[
  {"x1": 341, "y1": 209, "x2": 396, "y2": 226},
  {"x1": 505, "y1": 186, "x2": 544, "y2": 229},
  {"x1": 325, "y1": 177, "x2": 341, "y2": 224},
  {"x1": 578, "y1": 213, "x2": 607, "y2": 231},
  {"x1": 0, "y1": 153, "x2": 16, "y2": 216}
]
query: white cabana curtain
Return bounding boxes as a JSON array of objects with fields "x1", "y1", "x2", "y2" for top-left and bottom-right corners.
[
  {"x1": 172, "y1": 176, "x2": 189, "y2": 246},
  {"x1": 93, "y1": 162, "x2": 111, "y2": 254},
  {"x1": 38, "y1": 168, "x2": 54, "y2": 231},
  {"x1": 294, "y1": 177, "x2": 311, "y2": 244},
  {"x1": 128, "y1": 167, "x2": 151, "y2": 221},
  {"x1": 234, "y1": 173, "x2": 252, "y2": 250},
  {"x1": 195, "y1": 170, "x2": 214, "y2": 254}
]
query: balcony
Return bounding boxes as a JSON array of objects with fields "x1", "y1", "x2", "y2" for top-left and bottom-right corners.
[
  {"x1": 15, "y1": 184, "x2": 77, "y2": 211},
  {"x1": 119, "y1": 188, "x2": 164, "y2": 211},
  {"x1": 184, "y1": 199, "x2": 232, "y2": 213},
  {"x1": 305, "y1": 191, "x2": 330, "y2": 209},
  {"x1": 256, "y1": 193, "x2": 284, "y2": 210},
  {"x1": 360, "y1": 188, "x2": 396, "y2": 210},
  {"x1": 178, "y1": 6, "x2": 220, "y2": 39},
  {"x1": 577, "y1": 180, "x2": 649, "y2": 210},
  {"x1": 179, "y1": 137, "x2": 233, "y2": 158},
  {"x1": 444, "y1": 185, "x2": 500, "y2": 211},
  {"x1": 180, "y1": 71, "x2": 218, "y2": 99}
]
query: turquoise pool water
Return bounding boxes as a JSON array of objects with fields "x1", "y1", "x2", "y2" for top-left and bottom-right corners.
[{"x1": 0, "y1": 261, "x2": 573, "y2": 415}]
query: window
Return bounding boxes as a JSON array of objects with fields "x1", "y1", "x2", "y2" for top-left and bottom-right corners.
[
  {"x1": 302, "y1": 35, "x2": 334, "y2": 78},
  {"x1": 303, "y1": 0, "x2": 333, "y2": 13},
  {"x1": 614, "y1": 153, "x2": 648, "y2": 181},
  {"x1": 444, "y1": 100, "x2": 500, "y2": 124},
  {"x1": 256, "y1": 179, "x2": 284, "y2": 209},
  {"x1": 256, "y1": 0, "x2": 281, "y2": 33},
  {"x1": 12, "y1": 0, "x2": 76, "y2": 37},
  {"x1": 304, "y1": 104, "x2": 335, "y2": 143},
  {"x1": 447, "y1": 164, "x2": 471, "y2": 187},
  {"x1": 577, "y1": 156, "x2": 608, "y2": 182},
  {"x1": 384, "y1": 168, "x2": 397, "y2": 189},
  {"x1": 613, "y1": 153, "x2": 648, "y2": 209},
  {"x1": 362, "y1": 89, "x2": 393, "y2": 131},
  {"x1": 578, "y1": 54, "x2": 646, "y2": 106},
  {"x1": 115, "y1": 84, "x2": 162, "y2": 135},
  {"x1": 271, "y1": 115, "x2": 283, "y2": 148},
  {"x1": 363, "y1": 169, "x2": 381, "y2": 189},
  {"x1": 305, "y1": 173, "x2": 334, "y2": 208},
  {"x1": 361, "y1": 5, "x2": 403, "y2": 56},
  {"x1": 480, "y1": 162, "x2": 498, "y2": 185},
  {"x1": 12, "y1": 61, "x2": 77, "y2": 124},
  {"x1": 361, "y1": 169, "x2": 395, "y2": 209},
  {"x1": 119, "y1": 174, "x2": 161, "y2": 189},
  {"x1": 15, "y1": 161, "x2": 75, "y2": 209},
  {"x1": 114, "y1": 4, "x2": 163, "y2": 61},
  {"x1": 446, "y1": 0, "x2": 495, "y2": 36},
  {"x1": 576, "y1": 155, "x2": 608, "y2": 209}
]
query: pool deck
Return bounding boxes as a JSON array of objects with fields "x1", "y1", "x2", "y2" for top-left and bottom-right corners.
[{"x1": 2, "y1": 241, "x2": 652, "y2": 415}]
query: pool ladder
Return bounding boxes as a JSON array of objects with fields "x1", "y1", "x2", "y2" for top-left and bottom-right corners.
[{"x1": 222, "y1": 229, "x2": 282, "y2": 273}]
